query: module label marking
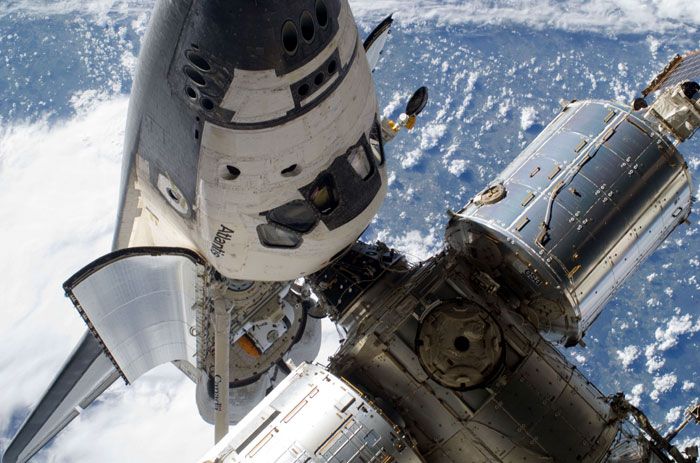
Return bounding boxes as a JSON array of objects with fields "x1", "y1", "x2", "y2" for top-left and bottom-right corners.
[{"x1": 211, "y1": 224, "x2": 234, "y2": 257}]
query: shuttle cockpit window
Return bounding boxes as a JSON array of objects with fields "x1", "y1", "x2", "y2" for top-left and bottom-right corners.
[
  {"x1": 309, "y1": 174, "x2": 338, "y2": 214},
  {"x1": 347, "y1": 144, "x2": 373, "y2": 180},
  {"x1": 268, "y1": 200, "x2": 318, "y2": 233},
  {"x1": 257, "y1": 223, "x2": 302, "y2": 248},
  {"x1": 369, "y1": 116, "x2": 385, "y2": 165}
]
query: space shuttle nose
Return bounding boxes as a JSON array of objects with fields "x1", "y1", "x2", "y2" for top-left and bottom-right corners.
[
  {"x1": 123, "y1": 0, "x2": 385, "y2": 281},
  {"x1": 169, "y1": 0, "x2": 343, "y2": 123}
]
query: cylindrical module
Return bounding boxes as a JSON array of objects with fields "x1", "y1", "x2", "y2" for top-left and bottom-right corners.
[
  {"x1": 197, "y1": 363, "x2": 425, "y2": 463},
  {"x1": 446, "y1": 100, "x2": 692, "y2": 345}
]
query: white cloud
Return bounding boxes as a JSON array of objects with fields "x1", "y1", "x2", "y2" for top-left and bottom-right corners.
[
  {"x1": 646, "y1": 355, "x2": 666, "y2": 373},
  {"x1": 644, "y1": 344, "x2": 665, "y2": 373},
  {"x1": 500, "y1": 99, "x2": 513, "y2": 117},
  {"x1": 0, "y1": 97, "x2": 125, "y2": 428},
  {"x1": 0, "y1": 0, "x2": 151, "y2": 23},
  {"x1": 419, "y1": 123, "x2": 447, "y2": 151},
  {"x1": 42, "y1": 365, "x2": 212, "y2": 463},
  {"x1": 647, "y1": 36, "x2": 661, "y2": 58},
  {"x1": 616, "y1": 345, "x2": 640, "y2": 370},
  {"x1": 9, "y1": 0, "x2": 699, "y2": 35},
  {"x1": 627, "y1": 383, "x2": 644, "y2": 407},
  {"x1": 382, "y1": 91, "x2": 405, "y2": 119},
  {"x1": 350, "y1": 0, "x2": 700, "y2": 34},
  {"x1": 520, "y1": 106, "x2": 538, "y2": 131},
  {"x1": 400, "y1": 148, "x2": 423, "y2": 169},
  {"x1": 377, "y1": 228, "x2": 441, "y2": 262},
  {"x1": 447, "y1": 159, "x2": 468, "y2": 177},
  {"x1": 454, "y1": 72, "x2": 479, "y2": 120},
  {"x1": 654, "y1": 314, "x2": 700, "y2": 352},
  {"x1": 638, "y1": 312, "x2": 700, "y2": 379},
  {"x1": 650, "y1": 373, "x2": 677, "y2": 402},
  {"x1": 616, "y1": 62, "x2": 628, "y2": 77},
  {"x1": 682, "y1": 381, "x2": 696, "y2": 391},
  {"x1": 666, "y1": 406, "x2": 683, "y2": 424}
]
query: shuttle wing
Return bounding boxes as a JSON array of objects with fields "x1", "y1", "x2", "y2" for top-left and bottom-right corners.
[{"x1": 2, "y1": 334, "x2": 120, "y2": 463}]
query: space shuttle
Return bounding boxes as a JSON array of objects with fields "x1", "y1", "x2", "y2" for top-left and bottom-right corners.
[{"x1": 3, "y1": 1, "x2": 700, "y2": 462}]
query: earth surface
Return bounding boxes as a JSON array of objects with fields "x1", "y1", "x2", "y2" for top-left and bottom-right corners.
[{"x1": 0, "y1": 1, "x2": 698, "y2": 461}]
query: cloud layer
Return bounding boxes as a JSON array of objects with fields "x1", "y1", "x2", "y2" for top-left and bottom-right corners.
[
  {"x1": 0, "y1": 97, "x2": 214, "y2": 462},
  {"x1": 2, "y1": 0, "x2": 700, "y2": 34},
  {"x1": 352, "y1": 0, "x2": 700, "y2": 33}
]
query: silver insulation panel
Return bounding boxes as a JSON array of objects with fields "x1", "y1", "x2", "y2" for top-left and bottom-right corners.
[
  {"x1": 446, "y1": 100, "x2": 692, "y2": 344},
  {"x1": 65, "y1": 248, "x2": 204, "y2": 382}
]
